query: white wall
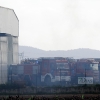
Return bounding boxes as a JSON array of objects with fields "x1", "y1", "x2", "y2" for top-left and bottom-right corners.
[
  {"x1": 0, "y1": 37, "x2": 8, "y2": 84},
  {"x1": 0, "y1": 36, "x2": 19, "y2": 84},
  {"x1": 0, "y1": 7, "x2": 19, "y2": 36},
  {"x1": 0, "y1": 7, "x2": 19, "y2": 84},
  {"x1": 13, "y1": 37, "x2": 19, "y2": 64}
]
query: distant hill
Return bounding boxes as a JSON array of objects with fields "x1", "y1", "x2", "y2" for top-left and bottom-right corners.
[{"x1": 19, "y1": 46, "x2": 100, "y2": 59}]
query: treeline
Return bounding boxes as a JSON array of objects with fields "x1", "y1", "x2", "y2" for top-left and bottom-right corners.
[
  {"x1": 1, "y1": 95, "x2": 100, "y2": 100},
  {"x1": 0, "y1": 83, "x2": 100, "y2": 95}
]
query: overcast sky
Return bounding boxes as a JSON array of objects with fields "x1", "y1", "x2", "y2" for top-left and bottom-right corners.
[{"x1": 0, "y1": 0, "x2": 100, "y2": 51}]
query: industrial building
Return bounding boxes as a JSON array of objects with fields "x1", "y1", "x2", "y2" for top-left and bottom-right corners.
[{"x1": 0, "y1": 6, "x2": 19, "y2": 84}]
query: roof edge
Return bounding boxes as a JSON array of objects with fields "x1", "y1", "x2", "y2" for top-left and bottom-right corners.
[{"x1": 0, "y1": 6, "x2": 19, "y2": 21}]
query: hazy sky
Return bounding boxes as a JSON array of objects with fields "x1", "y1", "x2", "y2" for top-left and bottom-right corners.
[{"x1": 0, "y1": 0, "x2": 100, "y2": 50}]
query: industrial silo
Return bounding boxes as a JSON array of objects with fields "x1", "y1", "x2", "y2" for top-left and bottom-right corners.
[{"x1": 0, "y1": 6, "x2": 19, "y2": 84}]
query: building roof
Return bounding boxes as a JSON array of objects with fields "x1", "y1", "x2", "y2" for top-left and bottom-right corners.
[
  {"x1": 0, "y1": 6, "x2": 19, "y2": 36},
  {"x1": 0, "y1": 6, "x2": 19, "y2": 21}
]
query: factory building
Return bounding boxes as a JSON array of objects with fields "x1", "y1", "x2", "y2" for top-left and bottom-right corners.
[{"x1": 0, "y1": 6, "x2": 19, "y2": 83}]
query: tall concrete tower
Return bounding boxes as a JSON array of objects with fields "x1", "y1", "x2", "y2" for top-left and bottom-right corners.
[{"x1": 0, "y1": 6, "x2": 19, "y2": 84}]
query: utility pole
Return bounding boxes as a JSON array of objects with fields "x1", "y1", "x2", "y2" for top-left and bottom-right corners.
[
  {"x1": 11, "y1": 66, "x2": 12, "y2": 84},
  {"x1": 60, "y1": 69, "x2": 61, "y2": 86},
  {"x1": 36, "y1": 69, "x2": 37, "y2": 94},
  {"x1": 11, "y1": 68, "x2": 12, "y2": 84},
  {"x1": 1, "y1": 51, "x2": 2, "y2": 84},
  {"x1": 85, "y1": 69, "x2": 86, "y2": 86},
  {"x1": 19, "y1": 52, "x2": 24, "y2": 63}
]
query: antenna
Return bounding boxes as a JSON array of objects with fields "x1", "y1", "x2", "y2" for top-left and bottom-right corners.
[{"x1": 19, "y1": 52, "x2": 24, "y2": 63}]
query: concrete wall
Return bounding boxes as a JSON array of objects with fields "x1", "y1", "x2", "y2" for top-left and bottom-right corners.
[
  {"x1": 0, "y1": 36, "x2": 19, "y2": 84},
  {"x1": 0, "y1": 7, "x2": 19, "y2": 84}
]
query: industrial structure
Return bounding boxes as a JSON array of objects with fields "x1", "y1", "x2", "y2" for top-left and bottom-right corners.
[
  {"x1": 9, "y1": 57, "x2": 100, "y2": 86},
  {"x1": 0, "y1": 6, "x2": 19, "y2": 84},
  {"x1": 0, "y1": 6, "x2": 99, "y2": 87}
]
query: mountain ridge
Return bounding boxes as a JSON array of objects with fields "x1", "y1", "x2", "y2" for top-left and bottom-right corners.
[{"x1": 19, "y1": 46, "x2": 100, "y2": 59}]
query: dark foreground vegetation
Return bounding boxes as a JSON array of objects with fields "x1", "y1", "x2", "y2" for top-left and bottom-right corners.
[
  {"x1": 0, "y1": 94, "x2": 100, "y2": 100},
  {"x1": 0, "y1": 83, "x2": 100, "y2": 94},
  {"x1": 1, "y1": 83, "x2": 100, "y2": 95},
  {"x1": 1, "y1": 83, "x2": 100, "y2": 99}
]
